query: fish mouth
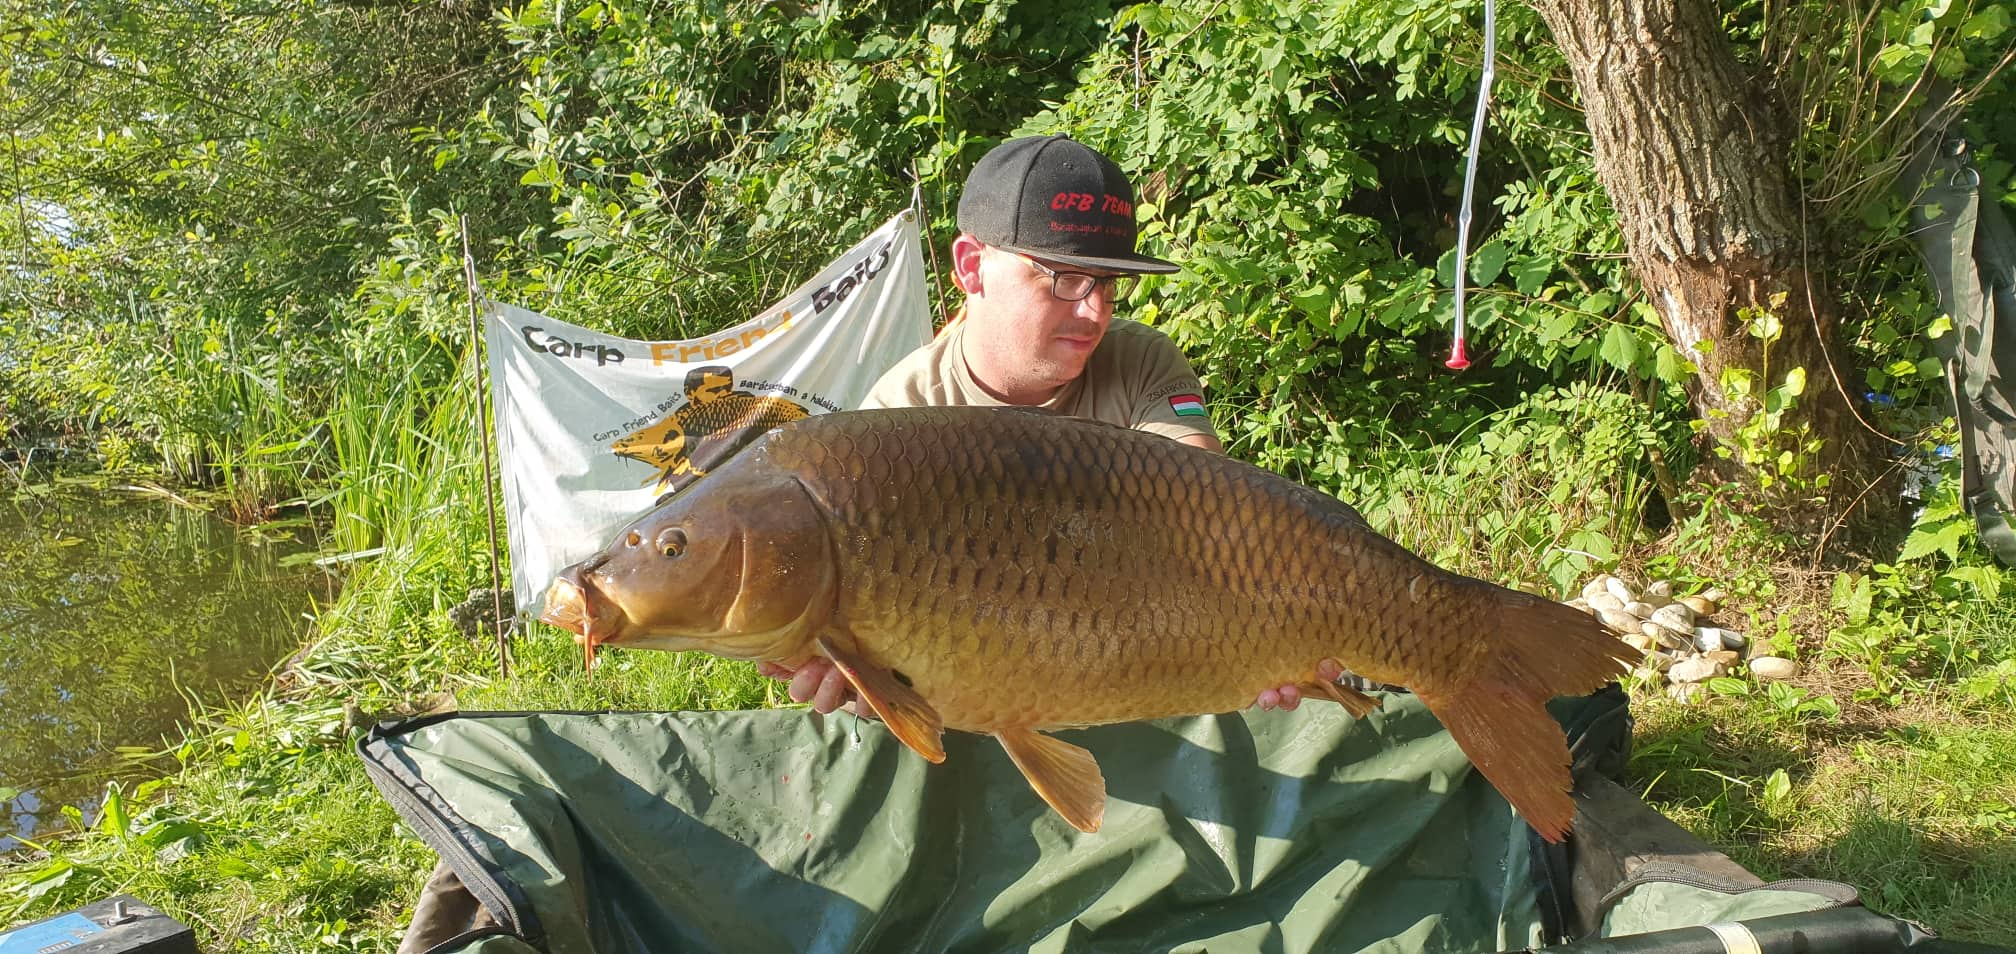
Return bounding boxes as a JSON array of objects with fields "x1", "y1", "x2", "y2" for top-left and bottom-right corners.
[{"x1": 539, "y1": 571, "x2": 628, "y2": 670}]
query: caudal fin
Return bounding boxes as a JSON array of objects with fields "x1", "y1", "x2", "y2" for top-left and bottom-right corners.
[{"x1": 1417, "y1": 586, "x2": 1636, "y2": 843}]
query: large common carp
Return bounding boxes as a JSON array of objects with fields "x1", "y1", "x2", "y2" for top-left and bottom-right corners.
[{"x1": 541, "y1": 407, "x2": 1635, "y2": 842}]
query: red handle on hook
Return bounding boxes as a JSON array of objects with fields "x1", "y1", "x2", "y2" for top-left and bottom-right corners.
[{"x1": 1446, "y1": 337, "x2": 1471, "y2": 370}]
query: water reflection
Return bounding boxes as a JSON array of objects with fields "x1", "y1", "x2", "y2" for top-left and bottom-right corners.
[{"x1": 0, "y1": 482, "x2": 334, "y2": 850}]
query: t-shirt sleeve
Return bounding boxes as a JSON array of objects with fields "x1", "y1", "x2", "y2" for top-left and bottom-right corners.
[
  {"x1": 856, "y1": 350, "x2": 930, "y2": 410},
  {"x1": 1124, "y1": 330, "x2": 1218, "y2": 443}
]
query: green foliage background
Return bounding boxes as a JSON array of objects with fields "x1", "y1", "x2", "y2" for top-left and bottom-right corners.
[{"x1": 6, "y1": 0, "x2": 2012, "y2": 577}]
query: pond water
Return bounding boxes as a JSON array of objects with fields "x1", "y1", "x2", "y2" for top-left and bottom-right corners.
[{"x1": 0, "y1": 480, "x2": 335, "y2": 851}]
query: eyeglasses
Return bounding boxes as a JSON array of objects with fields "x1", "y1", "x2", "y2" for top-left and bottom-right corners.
[{"x1": 1013, "y1": 254, "x2": 1136, "y2": 303}]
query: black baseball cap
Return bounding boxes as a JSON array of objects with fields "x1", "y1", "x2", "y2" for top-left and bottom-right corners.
[{"x1": 957, "y1": 134, "x2": 1178, "y2": 275}]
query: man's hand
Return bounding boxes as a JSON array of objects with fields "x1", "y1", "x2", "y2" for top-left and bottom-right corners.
[
  {"x1": 756, "y1": 659, "x2": 861, "y2": 715},
  {"x1": 1254, "y1": 658, "x2": 1348, "y2": 711},
  {"x1": 1253, "y1": 685, "x2": 1305, "y2": 711}
]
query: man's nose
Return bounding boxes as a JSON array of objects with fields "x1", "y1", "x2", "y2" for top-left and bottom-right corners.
[{"x1": 1075, "y1": 286, "x2": 1117, "y2": 319}]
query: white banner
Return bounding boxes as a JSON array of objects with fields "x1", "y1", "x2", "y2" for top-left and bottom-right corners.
[{"x1": 488, "y1": 210, "x2": 932, "y2": 616}]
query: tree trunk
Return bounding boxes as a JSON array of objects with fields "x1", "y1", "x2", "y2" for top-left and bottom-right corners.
[{"x1": 1529, "y1": 0, "x2": 1889, "y2": 535}]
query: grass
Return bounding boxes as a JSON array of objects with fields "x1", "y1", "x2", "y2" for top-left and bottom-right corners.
[
  {"x1": 460, "y1": 626, "x2": 777, "y2": 714},
  {"x1": 1633, "y1": 697, "x2": 2016, "y2": 946},
  {"x1": 1623, "y1": 581, "x2": 2016, "y2": 948},
  {"x1": 1, "y1": 691, "x2": 437, "y2": 952}
]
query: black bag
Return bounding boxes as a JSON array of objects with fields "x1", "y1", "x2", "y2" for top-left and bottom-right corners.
[{"x1": 1906, "y1": 133, "x2": 2016, "y2": 565}]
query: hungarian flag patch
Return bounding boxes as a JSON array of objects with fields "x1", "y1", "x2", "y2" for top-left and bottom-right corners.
[{"x1": 1168, "y1": 394, "x2": 1207, "y2": 418}]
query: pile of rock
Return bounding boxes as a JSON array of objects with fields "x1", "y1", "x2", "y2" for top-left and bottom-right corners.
[{"x1": 1566, "y1": 573, "x2": 1799, "y2": 702}]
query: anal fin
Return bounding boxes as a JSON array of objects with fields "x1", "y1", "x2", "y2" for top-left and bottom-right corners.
[
  {"x1": 1305, "y1": 678, "x2": 1381, "y2": 718},
  {"x1": 816, "y1": 635, "x2": 945, "y2": 763},
  {"x1": 995, "y1": 728, "x2": 1106, "y2": 833}
]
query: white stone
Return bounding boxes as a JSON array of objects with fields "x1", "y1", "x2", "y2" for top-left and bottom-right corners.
[
  {"x1": 1605, "y1": 576, "x2": 1638, "y2": 604},
  {"x1": 1668, "y1": 655, "x2": 1728, "y2": 683},
  {"x1": 1668, "y1": 682, "x2": 1705, "y2": 703},
  {"x1": 1651, "y1": 603, "x2": 1696, "y2": 632},
  {"x1": 1644, "y1": 579, "x2": 1675, "y2": 601},
  {"x1": 1641, "y1": 621, "x2": 1692, "y2": 652},
  {"x1": 1583, "y1": 575, "x2": 1616, "y2": 602},
  {"x1": 1624, "y1": 600, "x2": 1659, "y2": 619},
  {"x1": 1748, "y1": 656, "x2": 1799, "y2": 681},
  {"x1": 1599, "y1": 609, "x2": 1642, "y2": 636},
  {"x1": 1680, "y1": 595, "x2": 1719, "y2": 617},
  {"x1": 1692, "y1": 625, "x2": 1746, "y2": 652},
  {"x1": 1588, "y1": 592, "x2": 1627, "y2": 614}
]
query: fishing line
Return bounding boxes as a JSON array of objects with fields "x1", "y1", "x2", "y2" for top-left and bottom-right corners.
[{"x1": 1447, "y1": 0, "x2": 1496, "y2": 371}]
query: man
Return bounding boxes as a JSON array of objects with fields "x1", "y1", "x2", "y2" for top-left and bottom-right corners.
[
  {"x1": 856, "y1": 133, "x2": 1222, "y2": 453},
  {"x1": 760, "y1": 134, "x2": 1320, "y2": 713}
]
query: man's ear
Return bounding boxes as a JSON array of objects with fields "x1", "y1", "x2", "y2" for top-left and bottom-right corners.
[{"x1": 950, "y1": 234, "x2": 987, "y2": 296}]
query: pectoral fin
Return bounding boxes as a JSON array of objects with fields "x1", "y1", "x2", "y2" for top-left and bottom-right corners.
[
  {"x1": 816, "y1": 635, "x2": 945, "y2": 763},
  {"x1": 995, "y1": 728, "x2": 1106, "y2": 833}
]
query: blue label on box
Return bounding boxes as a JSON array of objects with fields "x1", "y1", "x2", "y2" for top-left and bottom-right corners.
[{"x1": 0, "y1": 912, "x2": 104, "y2": 953}]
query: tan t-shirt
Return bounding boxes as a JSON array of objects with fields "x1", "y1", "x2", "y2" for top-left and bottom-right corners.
[{"x1": 859, "y1": 318, "x2": 1217, "y2": 443}]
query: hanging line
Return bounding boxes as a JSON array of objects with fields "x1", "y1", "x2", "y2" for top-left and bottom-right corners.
[{"x1": 1448, "y1": 0, "x2": 1496, "y2": 371}]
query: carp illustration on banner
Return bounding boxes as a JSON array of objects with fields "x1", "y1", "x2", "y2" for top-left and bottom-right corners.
[
  {"x1": 488, "y1": 210, "x2": 932, "y2": 617},
  {"x1": 609, "y1": 366, "x2": 811, "y2": 495}
]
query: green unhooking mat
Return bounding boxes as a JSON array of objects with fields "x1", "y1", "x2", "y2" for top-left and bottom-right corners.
[{"x1": 358, "y1": 693, "x2": 1986, "y2": 954}]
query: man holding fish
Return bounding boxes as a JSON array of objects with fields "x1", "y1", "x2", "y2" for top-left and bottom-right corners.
[
  {"x1": 540, "y1": 133, "x2": 1635, "y2": 839},
  {"x1": 758, "y1": 135, "x2": 1328, "y2": 717}
]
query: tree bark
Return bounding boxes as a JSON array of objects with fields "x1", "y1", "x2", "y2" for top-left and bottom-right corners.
[{"x1": 1529, "y1": 0, "x2": 1889, "y2": 534}]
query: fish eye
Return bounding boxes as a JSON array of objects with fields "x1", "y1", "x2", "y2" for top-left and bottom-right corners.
[{"x1": 659, "y1": 527, "x2": 687, "y2": 558}]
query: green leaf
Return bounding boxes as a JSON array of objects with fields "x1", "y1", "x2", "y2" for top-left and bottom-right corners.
[
  {"x1": 1707, "y1": 676, "x2": 1751, "y2": 696},
  {"x1": 1962, "y1": 6, "x2": 2010, "y2": 39},
  {"x1": 20, "y1": 860, "x2": 76, "y2": 900},
  {"x1": 1873, "y1": 43, "x2": 1930, "y2": 83},
  {"x1": 1600, "y1": 325, "x2": 1640, "y2": 372},
  {"x1": 1832, "y1": 572, "x2": 1874, "y2": 625},
  {"x1": 1780, "y1": 366, "x2": 1807, "y2": 397},
  {"x1": 214, "y1": 855, "x2": 263, "y2": 878},
  {"x1": 1513, "y1": 258, "x2": 1553, "y2": 296},
  {"x1": 1654, "y1": 345, "x2": 1687, "y2": 383},
  {"x1": 1468, "y1": 241, "x2": 1508, "y2": 286},
  {"x1": 1290, "y1": 286, "x2": 1333, "y2": 322},
  {"x1": 99, "y1": 782, "x2": 131, "y2": 840},
  {"x1": 1931, "y1": 46, "x2": 1969, "y2": 80},
  {"x1": 1899, "y1": 519, "x2": 1969, "y2": 561},
  {"x1": 1434, "y1": 246, "x2": 1458, "y2": 287},
  {"x1": 1941, "y1": 565, "x2": 2004, "y2": 600},
  {"x1": 1747, "y1": 312, "x2": 1783, "y2": 342},
  {"x1": 1763, "y1": 768, "x2": 1793, "y2": 804},
  {"x1": 1567, "y1": 528, "x2": 1616, "y2": 561},
  {"x1": 1540, "y1": 308, "x2": 1580, "y2": 344}
]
